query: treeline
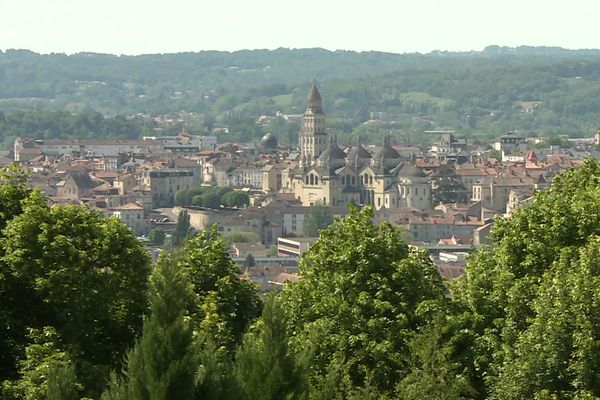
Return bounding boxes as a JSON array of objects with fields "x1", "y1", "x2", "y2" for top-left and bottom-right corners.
[
  {"x1": 3, "y1": 47, "x2": 600, "y2": 144},
  {"x1": 3, "y1": 160, "x2": 600, "y2": 398},
  {"x1": 0, "y1": 110, "x2": 157, "y2": 148},
  {"x1": 175, "y1": 186, "x2": 250, "y2": 208}
]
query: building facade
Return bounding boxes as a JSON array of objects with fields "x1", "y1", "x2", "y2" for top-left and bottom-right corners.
[{"x1": 290, "y1": 84, "x2": 432, "y2": 210}]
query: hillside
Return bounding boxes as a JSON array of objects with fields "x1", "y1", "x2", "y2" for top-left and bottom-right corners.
[{"x1": 2, "y1": 46, "x2": 600, "y2": 146}]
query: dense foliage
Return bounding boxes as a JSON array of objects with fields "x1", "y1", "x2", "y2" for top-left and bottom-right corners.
[
  {"x1": 3, "y1": 46, "x2": 600, "y2": 149},
  {"x1": 5, "y1": 160, "x2": 600, "y2": 398},
  {"x1": 0, "y1": 165, "x2": 150, "y2": 398},
  {"x1": 175, "y1": 186, "x2": 249, "y2": 209}
]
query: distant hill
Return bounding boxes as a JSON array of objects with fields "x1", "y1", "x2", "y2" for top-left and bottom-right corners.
[{"x1": 1, "y1": 46, "x2": 600, "y2": 146}]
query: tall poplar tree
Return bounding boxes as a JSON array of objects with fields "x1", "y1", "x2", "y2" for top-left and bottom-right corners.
[{"x1": 102, "y1": 258, "x2": 198, "y2": 400}]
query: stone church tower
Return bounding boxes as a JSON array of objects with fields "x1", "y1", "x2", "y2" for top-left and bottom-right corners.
[{"x1": 299, "y1": 82, "x2": 327, "y2": 165}]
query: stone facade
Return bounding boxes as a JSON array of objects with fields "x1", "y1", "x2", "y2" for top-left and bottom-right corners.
[{"x1": 290, "y1": 85, "x2": 432, "y2": 210}]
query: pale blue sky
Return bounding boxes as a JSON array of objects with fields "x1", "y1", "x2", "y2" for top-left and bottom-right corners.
[{"x1": 1, "y1": 0, "x2": 600, "y2": 55}]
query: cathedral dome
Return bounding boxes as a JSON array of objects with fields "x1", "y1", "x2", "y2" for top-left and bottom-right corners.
[
  {"x1": 398, "y1": 163, "x2": 426, "y2": 178},
  {"x1": 372, "y1": 134, "x2": 401, "y2": 170},
  {"x1": 346, "y1": 138, "x2": 372, "y2": 167},
  {"x1": 317, "y1": 136, "x2": 346, "y2": 170},
  {"x1": 259, "y1": 132, "x2": 278, "y2": 151}
]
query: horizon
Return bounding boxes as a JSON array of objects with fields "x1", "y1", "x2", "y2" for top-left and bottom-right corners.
[
  {"x1": 2, "y1": 0, "x2": 600, "y2": 56},
  {"x1": 2, "y1": 44, "x2": 600, "y2": 58}
]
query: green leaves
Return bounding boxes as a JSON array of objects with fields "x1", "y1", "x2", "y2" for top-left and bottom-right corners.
[
  {"x1": 0, "y1": 187, "x2": 150, "y2": 397},
  {"x1": 282, "y1": 206, "x2": 445, "y2": 396}
]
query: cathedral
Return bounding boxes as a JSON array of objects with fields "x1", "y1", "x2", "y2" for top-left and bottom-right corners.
[{"x1": 291, "y1": 83, "x2": 432, "y2": 211}]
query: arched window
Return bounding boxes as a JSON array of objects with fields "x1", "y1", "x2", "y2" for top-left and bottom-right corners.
[
  {"x1": 369, "y1": 175, "x2": 373, "y2": 185},
  {"x1": 309, "y1": 174, "x2": 314, "y2": 185},
  {"x1": 305, "y1": 175, "x2": 309, "y2": 184},
  {"x1": 351, "y1": 176, "x2": 356, "y2": 185},
  {"x1": 341, "y1": 176, "x2": 346, "y2": 185}
]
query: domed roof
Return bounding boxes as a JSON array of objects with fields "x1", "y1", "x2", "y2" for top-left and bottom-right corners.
[
  {"x1": 259, "y1": 132, "x2": 278, "y2": 150},
  {"x1": 398, "y1": 163, "x2": 426, "y2": 178},
  {"x1": 372, "y1": 134, "x2": 401, "y2": 172},
  {"x1": 373, "y1": 135, "x2": 400, "y2": 161},
  {"x1": 347, "y1": 145, "x2": 371, "y2": 160},
  {"x1": 347, "y1": 136, "x2": 371, "y2": 161},
  {"x1": 317, "y1": 136, "x2": 346, "y2": 170}
]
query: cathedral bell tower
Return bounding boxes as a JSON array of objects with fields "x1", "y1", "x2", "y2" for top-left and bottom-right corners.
[{"x1": 299, "y1": 81, "x2": 327, "y2": 166}]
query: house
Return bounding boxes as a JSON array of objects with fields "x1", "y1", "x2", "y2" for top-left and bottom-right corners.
[
  {"x1": 55, "y1": 173, "x2": 97, "y2": 200},
  {"x1": 111, "y1": 203, "x2": 149, "y2": 236}
]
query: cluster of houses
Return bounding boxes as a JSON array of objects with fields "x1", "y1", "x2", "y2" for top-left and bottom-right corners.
[{"x1": 5, "y1": 85, "x2": 600, "y2": 281}]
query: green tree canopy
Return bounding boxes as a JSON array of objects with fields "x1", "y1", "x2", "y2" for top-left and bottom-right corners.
[
  {"x1": 221, "y1": 191, "x2": 250, "y2": 208},
  {"x1": 0, "y1": 191, "x2": 150, "y2": 396},
  {"x1": 302, "y1": 204, "x2": 334, "y2": 237},
  {"x1": 446, "y1": 158, "x2": 600, "y2": 398},
  {"x1": 102, "y1": 255, "x2": 198, "y2": 400},
  {"x1": 282, "y1": 206, "x2": 445, "y2": 396},
  {"x1": 234, "y1": 294, "x2": 307, "y2": 400},
  {"x1": 169, "y1": 227, "x2": 262, "y2": 351}
]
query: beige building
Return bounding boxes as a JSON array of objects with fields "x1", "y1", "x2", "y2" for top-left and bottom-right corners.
[
  {"x1": 142, "y1": 168, "x2": 195, "y2": 208},
  {"x1": 111, "y1": 203, "x2": 150, "y2": 236},
  {"x1": 290, "y1": 84, "x2": 432, "y2": 211}
]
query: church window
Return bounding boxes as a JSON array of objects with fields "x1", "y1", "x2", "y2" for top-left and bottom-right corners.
[
  {"x1": 351, "y1": 176, "x2": 356, "y2": 185},
  {"x1": 309, "y1": 174, "x2": 314, "y2": 185},
  {"x1": 341, "y1": 176, "x2": 346, "y2": 185},
  {"x1": 305, "y1": 176, "x2": 309, "y2": 184},
  {"x1": 377, "y1": 198, "x2": 381, "y2": 207},
  {"x1": 369, "y1": 176, "x2": 373, "y2": 184}
]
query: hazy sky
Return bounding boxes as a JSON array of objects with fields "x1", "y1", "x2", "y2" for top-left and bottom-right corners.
[{"x1": 2, "y1": 0, "x2": 600, "y2": 55}]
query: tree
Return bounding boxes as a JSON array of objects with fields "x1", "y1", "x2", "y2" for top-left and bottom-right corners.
[
  {"x1": 169, "y1": 226, "x2": 262, "y2": 351},
  {"x1": 0, "y1": 191, "x2": 150, "y2": 396},
  {"x1": 450, "y1": 158, "x2": 600, "y2": 398},
  {"x1": 0, "y1": 163, "x2": 31, "y2": 231},
  {"x1": 245, "y1": 253, "x2": 256, "y2": 268},
  {"x1": 201, "y1": 192, "x2": 220, "y2": 209},
  {"x1": 282, "y1": 206, "x2": 445, "y2": 396},
  {"x1": 102, "y1": 257, "x2": 199, "y2": 400},
  {"x1": 235, "y1": 294, "x2": 307, "y2": 400},
  {"x1": 491, "y1": 239, "x2": 600, "y2": 399},
  {"x1": 172, "y1": 209, "x2": 191, "y2": 247},
  {"x1": 222, "y1": 191, "x2": 250, "y2": 208},
  {"x1": 1, "y1": 327, "x2": 81, "y2": 400},
  {"x1": 222, "y1": 231, "x2": 260, "y2": 247},
  {"x1": 148, "y1": 228, "x2": 165, "y2": 245},
  {"x1": 0, "y1": 164, "x2": 32, "y2": 381},
  {"x1": 302, "y1": 204, "x2": 334, "y2": 237},
  {"x1": 431, "y1": 164, "x2": 468, "y2": 204}
]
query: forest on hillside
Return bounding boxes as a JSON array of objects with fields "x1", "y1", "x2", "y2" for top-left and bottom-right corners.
[
  {"x1": 3, "y1": 159, "x2": 600, "y2": 399},
  {"x1": 2, "y1": 46, "x2": 600, "y2": 149}
]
